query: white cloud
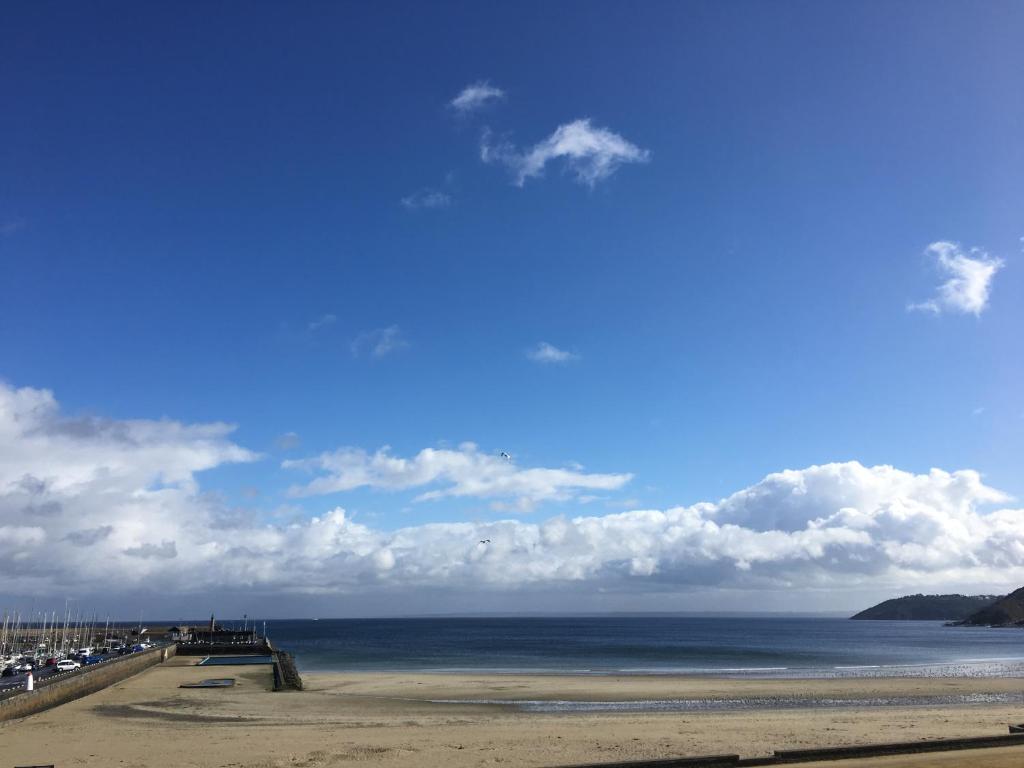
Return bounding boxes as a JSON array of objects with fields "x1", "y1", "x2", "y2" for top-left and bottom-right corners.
[
  {"x1": 401, "y1": 188, "x2": 452, "y2": 210},
  {"x1": 482, "y1": 119, "x2": 650, "y2": 187},
  {"x1": 0, "y1": 381, "x2": 259, "y2": 593},
  {"x1": 909, "y1": 241, "x2": 1004, "y2": 316},
  {"x1": 450, "y1": 81, "x2": 505, "y2": 113},
  {"x1": 275, "y1": 431, "x2": 301, "y2": 451},
  {"x1": 0, "y1": 219, "x2": 25, "y2": 237},
  {"x1": 0, "y1": 383, "x2": 257, "y2": 496},
  {"x1": 283, "y1": 443, "x2": 630, "y2": 506},
  {"x1": 350, "y1": 325, "x2": 408, "y2": 358},
  {"x1": 2, "y1": 381, "x2": 1023, "y2": 605},
  {"x1": 527, "y1": 342, "x2": 579, "y2": 364},
  {"x1": 307, "y1": 314, "x2": 336, "y2": 331}
]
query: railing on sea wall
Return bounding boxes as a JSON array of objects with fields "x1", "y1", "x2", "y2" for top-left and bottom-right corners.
[{"x1": 175, "y1": 640, "x2": 272, "y2": 656}]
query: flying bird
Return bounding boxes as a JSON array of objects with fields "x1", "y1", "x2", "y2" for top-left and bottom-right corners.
[
  {"x1": 479, "y1": 539, "x2": 491, "y2": 544},
  {"x1": 499, "y1": 451, "x2": 512, "y2": 462}
]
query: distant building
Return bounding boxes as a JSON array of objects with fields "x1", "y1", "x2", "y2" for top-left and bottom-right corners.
[{"x1": 170, "y1": 624, "x2": 258, "y2": 645}]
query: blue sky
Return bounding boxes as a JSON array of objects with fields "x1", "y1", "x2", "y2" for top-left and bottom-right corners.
[{"x1": 1, "y1": 2, "x2": 1022, "y2": 615}]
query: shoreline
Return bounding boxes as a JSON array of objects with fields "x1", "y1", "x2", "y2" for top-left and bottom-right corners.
[
  {"x1": 291, "y1": 657, "x2": 1024, "y2": 680},
  {"x1": 304, "y1": 669, "x2": 1024, "y2": 705}
]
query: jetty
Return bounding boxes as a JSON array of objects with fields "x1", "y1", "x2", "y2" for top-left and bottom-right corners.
[{"x1": 172, "y1": 615, "x2": 302, "y2": 691}]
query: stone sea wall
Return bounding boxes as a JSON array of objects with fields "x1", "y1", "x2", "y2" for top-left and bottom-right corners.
[
  {"x1": 0, "y1": 644, "x2": 176, "y2": 722},
  {"x1": 272, "y1": 650, "x2": 303, "y2": 691}
]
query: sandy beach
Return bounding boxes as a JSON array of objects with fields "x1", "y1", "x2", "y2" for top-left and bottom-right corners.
[{"x1": 2, "y1": 658, "x2": 1023, "y2": 768}]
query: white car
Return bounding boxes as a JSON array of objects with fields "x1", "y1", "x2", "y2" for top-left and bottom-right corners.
[{"x1": 55, "y1": 659, "x2": 81, "y2": 672}]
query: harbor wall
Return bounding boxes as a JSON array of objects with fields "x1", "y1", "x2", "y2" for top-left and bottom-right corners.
[{"x1": 0, "y1": 644, "x2": 176, "y2": 722}]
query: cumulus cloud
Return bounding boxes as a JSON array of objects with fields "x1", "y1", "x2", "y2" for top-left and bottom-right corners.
[
  {"x1": 0, "y1": 381, "x2": 258, "y2": 594},
  {"x1": 2, "y1": 381, "x2": 1023, "y2": 604},
  {"x1": 526, "y1": 342, "x2": 579, "y2": 364},
  {"x1": 450, "y1": 81, "x2": 505, "y2": 113},
  {"x1": 909, "y1": 241, "x2": 1004, "y2": 315},
  {"x1": 482, "y1": 119, "x2": 650, "y2": 187},
  {"x1": 283, "y1": 443, "x2": 630, "y2": 507},
  {"x1": 0, "y1": 383, "x2": 257, "y2": 496},
  {"x1": 351, "y1": 325, "x2": 408, "y2": 358}
]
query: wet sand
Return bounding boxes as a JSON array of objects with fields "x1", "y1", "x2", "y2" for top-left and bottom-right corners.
[{"x1": 2, "y1": 658, "x2": 1023, "y2": 768}]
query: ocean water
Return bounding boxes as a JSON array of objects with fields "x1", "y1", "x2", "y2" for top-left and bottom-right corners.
[
  {"x1": 197, "y1": 655, "x2": 274, "y2": 665},
  {"x1": 261, "y1": 616, "x2": 1024, "y2": 679}
]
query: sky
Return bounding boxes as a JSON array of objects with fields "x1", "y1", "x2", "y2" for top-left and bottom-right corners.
[{"x1": 1, "y1": 1, "x2": 1022, "y2": 619}]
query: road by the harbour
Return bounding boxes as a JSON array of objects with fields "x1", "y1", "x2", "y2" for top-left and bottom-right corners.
[{"x1": 0, "y1": 649, "x2": 139, "y2": 695}]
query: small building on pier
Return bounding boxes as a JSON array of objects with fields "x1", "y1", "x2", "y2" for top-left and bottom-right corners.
[{"x1": 169, "y1": 615, "x2": 260, "y2": 645}]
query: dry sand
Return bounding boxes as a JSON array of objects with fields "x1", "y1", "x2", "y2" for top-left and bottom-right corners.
[{"x1": 2, "y1": 657, "x2": 1023, "y2": 768}]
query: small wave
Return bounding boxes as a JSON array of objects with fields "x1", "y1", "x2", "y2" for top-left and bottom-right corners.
[
  {"x1": 834, "y1": 665, "x2": 880, "y2": 670},
  {"x1": 618, "y1": 666, "x2": 789, "y2": 674},
  {"x1": 418, "y1": 667, "x2": 596, "y2": 675},
  {"x1": 427, "y1": 692, "x2": 1024, "y2": 714}
]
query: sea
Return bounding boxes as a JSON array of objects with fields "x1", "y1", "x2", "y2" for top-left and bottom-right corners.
[{"x1": 263, "y1": 615, "x2": 1024, "y2": 680}]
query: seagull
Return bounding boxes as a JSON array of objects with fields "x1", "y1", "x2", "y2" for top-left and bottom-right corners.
[
  {"x1": 479, "y1": 539, "x2": 491, "y2": 544},
  {"x1": 499, "y1": 451, "x2": 512, "y2": 462}
]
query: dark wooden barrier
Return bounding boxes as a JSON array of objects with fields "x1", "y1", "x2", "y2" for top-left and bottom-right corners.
[
  {"x1": 770, "y1": 732, "x2": 1024, "y2": 763},
  {"x1": 562, "y1": 758, "x2": 739, "y2": 768},
  {"x1": 552, "y1": 732, "x2": 1024, "y2": 768}
]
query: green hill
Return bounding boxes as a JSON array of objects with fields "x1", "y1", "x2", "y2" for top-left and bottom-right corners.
[
  {"x1": 851, "y1": 593, "x2": 999, "y2": 621},
  {"x1": 957, "y1": 586, "x2": 1024, "y2": 626}
]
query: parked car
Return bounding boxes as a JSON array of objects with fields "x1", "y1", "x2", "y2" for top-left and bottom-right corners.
[
  {"x1": 55, "y1": 659, "x2": 81, "y2": 672},
  {"x1": 1, "y1": 666, "x2": 17, "y2": 677}
]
